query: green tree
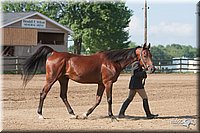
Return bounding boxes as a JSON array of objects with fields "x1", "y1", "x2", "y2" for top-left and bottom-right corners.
[
  {"x1": 149, "y1": 43, "x2": 198, "y2": 61},
  {"x1": 151, "y1": 45, "x2": 170, "y2": 60},
  {"x1": 60, "y1": 1, "x2": 132, "y2": 54},
  {"x1": 2, "y1": 1, "x2": 66, "y2": 22},
  {"x1": 165, "y1": 44, "x2": 197, "y2": 58},
  {"x1": 184, "y1": 45, "x2": 198, "y2": 58},
  {"x1": 128, "y1": 42, "x2": 137, "y2": 48}
]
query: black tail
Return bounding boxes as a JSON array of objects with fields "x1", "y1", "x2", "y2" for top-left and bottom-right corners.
[{"x1": 22, "y1": 46, "x2": 54, "y2": 87}]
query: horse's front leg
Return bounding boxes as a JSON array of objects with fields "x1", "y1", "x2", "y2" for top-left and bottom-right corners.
[
  {"x1": 82, "y1": 84, "x2": 105, "y2": 119},
  {"x1": 105, "y1": 81, "x2": 118, "y2": 121}
]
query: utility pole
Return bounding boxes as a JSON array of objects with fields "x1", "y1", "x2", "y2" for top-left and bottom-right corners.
[
  {"x1": 144, "y1": 0, "x2": 149, "y2": 44},
  {"x1": 197, "y1": 1, "x2": 200, "y2": 48}
]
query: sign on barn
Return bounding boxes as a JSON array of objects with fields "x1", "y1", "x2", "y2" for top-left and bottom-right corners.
[{"x1": 22, "y1": 19, "x2": 46, "y2": 29}]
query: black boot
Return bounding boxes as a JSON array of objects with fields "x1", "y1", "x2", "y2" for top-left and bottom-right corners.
[
  {"x1": 118, "y1": 98, "x2": 131, "y2": 118},
  {"x1": 143, "y1": 98, "x2": 158, "y2": 119}
]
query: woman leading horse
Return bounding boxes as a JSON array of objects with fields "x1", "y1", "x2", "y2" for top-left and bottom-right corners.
[{"x1": 22, "y1": 43, "x2": 155, "y2": 120}]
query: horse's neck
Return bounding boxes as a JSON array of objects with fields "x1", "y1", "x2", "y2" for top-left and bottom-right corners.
[
  {"x1": 120, "y1": 48, "x2": 138, "y2": 69},
  {"x1": 120, "y1": 57, "x2": 137, "y2": 69}
]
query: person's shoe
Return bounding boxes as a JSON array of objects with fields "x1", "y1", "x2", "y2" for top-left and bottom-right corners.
[
  {"x1": 118, "y1": 99, "x2": 131, "y2": 118},
  {"x1": 118, "y1": 113, "x2": 125, "y2": 118},
  {"x1": 147, "y1": 114, "x2": 158, "y2": 119},
  {"x1": 143, "y1": 98, "x2": 158, "y2": 119}
]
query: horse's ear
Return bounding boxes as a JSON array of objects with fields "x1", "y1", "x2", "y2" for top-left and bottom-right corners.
[
  {"x1": 147, "y1": 43, "x2": 151, "y2": 49},
  {"x1": 143, "y1": 43, "x2": 147, "y2": 49}
]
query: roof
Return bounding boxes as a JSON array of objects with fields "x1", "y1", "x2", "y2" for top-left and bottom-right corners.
[{"x1": 1, "y1": 12, "x2": 72, "y2": 34}]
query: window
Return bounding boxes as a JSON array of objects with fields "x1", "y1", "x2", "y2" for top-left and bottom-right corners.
[{"x1": 38, "y1": 32, "x2": 64, "y2": 45}]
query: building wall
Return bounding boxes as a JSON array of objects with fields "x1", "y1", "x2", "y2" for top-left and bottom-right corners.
[{"x1": 3, "y1": 28, "x2": 37, "y2": 46}]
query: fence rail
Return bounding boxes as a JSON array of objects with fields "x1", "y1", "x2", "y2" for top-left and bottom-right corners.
[
  {"x1": 2, "y1": 56, "x2": 26, "y2": 74},
  {"x1": 2, "y1": 56, "x2": 200, "y2": 74},
  {"x1": 153, "y1": 58, "x2": 200, "y2": 73}
]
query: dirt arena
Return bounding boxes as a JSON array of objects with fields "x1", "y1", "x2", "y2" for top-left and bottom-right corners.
[{"x1": 2, "y1": 73, "x2": 199, "y2": 132}]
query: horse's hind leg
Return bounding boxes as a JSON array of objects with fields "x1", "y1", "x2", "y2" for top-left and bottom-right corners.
[
  {"x1": 59, "y1": 76, "x2": 76, "y2": 118},
  {"x1": 37, "y1": 79, "x2": 57, "y2": 119}
]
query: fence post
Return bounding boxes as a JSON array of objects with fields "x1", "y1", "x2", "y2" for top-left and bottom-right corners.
[
  {"x1": 180, "y1": 58, "x2": 182, "y2": 73},
  {"x1": 158, "y1": 61, "x2": 161, "y2": 72},
  {"x1": 15, "y1": 56, "x2": 19, "y2": 74}
]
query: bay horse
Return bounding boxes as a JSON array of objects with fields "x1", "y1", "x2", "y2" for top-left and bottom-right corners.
[{"x1": 22, "y1": 43, "x2": 155, "y2": 120}]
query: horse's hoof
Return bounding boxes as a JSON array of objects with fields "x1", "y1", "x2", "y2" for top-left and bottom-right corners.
[
  {"x1": 111, "y1": 116, "x2": 119, "y2": 122},
  {"x1": 38, "y1": 114, "x2": 44, "y2": 119},
  {"x1": 82, "y1": 112, "x2": 88, "y2": 119},
  {"x1": 70, "y1": 114, "x2": 78, "y2": 119}
]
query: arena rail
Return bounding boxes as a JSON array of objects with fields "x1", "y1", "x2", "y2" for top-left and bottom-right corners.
[
  {"x1": 2, "y1": 56, "x2": 26, "y2": 74},
  {"x1": 2, "y1": 56, "x2": 200, "y2": 74},
  {"x1": 124, "y1": 58, "x2": 200, "y2": 73}
]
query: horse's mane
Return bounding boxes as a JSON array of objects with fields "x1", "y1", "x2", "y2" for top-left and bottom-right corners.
[{"x1": 101, "y1": 46, "x2": 141, "y2": 62}]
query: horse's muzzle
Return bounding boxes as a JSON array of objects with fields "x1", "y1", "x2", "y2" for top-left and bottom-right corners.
[{"x1": 148, "y1": 66, "x2": 156, "y2": 74}]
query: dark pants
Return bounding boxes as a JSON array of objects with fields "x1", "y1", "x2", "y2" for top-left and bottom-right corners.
[{"x1": 119, "y1": 89, "x2": 154, "y2": 118}]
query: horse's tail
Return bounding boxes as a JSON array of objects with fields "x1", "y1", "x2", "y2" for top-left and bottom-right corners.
[{"x1": 22, "y1": 46, "x2": 54, "y2": 87}]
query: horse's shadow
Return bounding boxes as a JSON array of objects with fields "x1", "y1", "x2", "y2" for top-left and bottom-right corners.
[
  {"x1": 97, "y1": 115, "x2": 198, "y2": 121},
  {"x1": 41, "y1": 114, "x2": 198, "y2": 121}
]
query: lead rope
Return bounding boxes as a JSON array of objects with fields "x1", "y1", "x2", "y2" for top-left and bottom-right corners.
[
  {"x1": 142, "y1": 78, "x2": 146, "y2": 86},
  {"x1": 140, "y1": 49, "x2": 147, "y2": 86}
]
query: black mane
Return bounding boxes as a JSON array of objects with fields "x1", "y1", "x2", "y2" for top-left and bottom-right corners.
[{"x1": 102, "y1": 46, "x2": 141, "y2": 62}]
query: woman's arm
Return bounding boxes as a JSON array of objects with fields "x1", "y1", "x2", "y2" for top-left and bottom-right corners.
[{"x1": 132, "y1": 62, "x2": 147, "y2": 78}]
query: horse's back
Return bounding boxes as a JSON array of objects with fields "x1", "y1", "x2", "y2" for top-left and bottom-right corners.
[{"x1": 46, "y1": 51, "x2": 108, "y2": 84}]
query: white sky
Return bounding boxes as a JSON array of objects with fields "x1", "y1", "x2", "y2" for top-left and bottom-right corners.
[{"x1": 126, "y1": 0, "x2": 199, "y2": 47}]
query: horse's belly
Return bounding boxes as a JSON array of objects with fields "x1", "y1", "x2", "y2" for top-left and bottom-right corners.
[
  {"x1": 65, "y1": 58, "x2": 102, "y2": 83},
  {"x1": 65, "y1": 69, "x2": 101, "y2": 83},
  {"x1": 68, "y1": 74, "x2": 100, "y2": 84}
]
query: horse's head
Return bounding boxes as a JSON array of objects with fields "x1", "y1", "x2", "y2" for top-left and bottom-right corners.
[{"x1": 136, "y1": 43, "x2": 156, "y2": 73}]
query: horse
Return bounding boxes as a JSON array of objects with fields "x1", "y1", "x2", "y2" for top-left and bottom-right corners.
[{"x1": 22, "y1": 43, "x2": 155, "y2": 120}]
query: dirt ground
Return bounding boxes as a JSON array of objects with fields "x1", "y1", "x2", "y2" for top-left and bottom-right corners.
[{"x1": 1, "y1": 73, "x2": 199, "y2": 132}]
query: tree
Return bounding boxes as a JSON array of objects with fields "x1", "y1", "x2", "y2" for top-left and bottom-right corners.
[
  {"x1": 2, "y1": 1, "x2": 66, "y2": 22},
  {"x1": 60, "y1": 1, "x2": 132, "y2": 54},
  {"x1": 151, "y1": 45, "x2": 171, "y2": 60},
  {"x1": 128, "y1": 42, "x2": 137, "y2": 48},
  {"x1": 149, "y1": 43, "x2": 198, "y2": 60}
]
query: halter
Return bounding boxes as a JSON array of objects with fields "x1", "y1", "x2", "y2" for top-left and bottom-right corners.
[{"x1": 140, "y1": 48, "x2": 148, "y2": 70}]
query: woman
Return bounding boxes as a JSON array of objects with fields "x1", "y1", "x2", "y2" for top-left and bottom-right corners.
[{"x1": 118, "y1": 61, "x2": 158, "y2": 119}]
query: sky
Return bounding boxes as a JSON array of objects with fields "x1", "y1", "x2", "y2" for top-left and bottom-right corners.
[
  {"x1": 125, "y1": 0, "x2": 199, "y2": 48},
  {"x1": 0, "y1": 0, "x2": 198, "y2": 48}
]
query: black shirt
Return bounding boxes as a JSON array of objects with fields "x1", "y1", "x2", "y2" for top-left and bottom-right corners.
[{"x1": 129, "y1": 61, "x2": 147, "y2": 89}]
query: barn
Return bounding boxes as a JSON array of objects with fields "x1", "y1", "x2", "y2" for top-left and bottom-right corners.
[{"x1": 1, "y1": 12, "x2": 72, "y2": 57}]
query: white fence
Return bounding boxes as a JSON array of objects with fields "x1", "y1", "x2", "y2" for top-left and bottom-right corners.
[
  {"x1": 154, "y1": 57, "x2": 200, "y2": 73},
  {"x1": 2, "y1": 56, "x2": 200, "y2": 74}
]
